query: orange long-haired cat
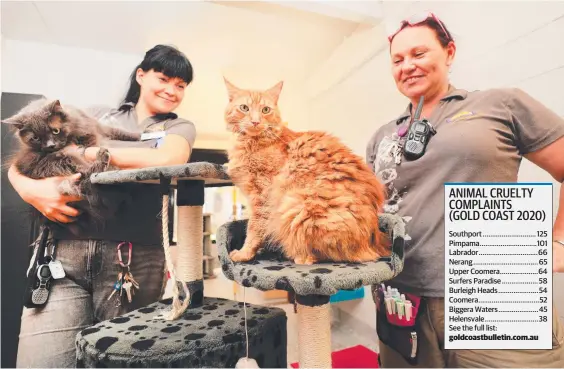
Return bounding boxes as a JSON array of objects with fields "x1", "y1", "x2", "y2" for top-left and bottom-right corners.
[{"x1": 224, "y1": 78, "x2": 388, "y2": 265}]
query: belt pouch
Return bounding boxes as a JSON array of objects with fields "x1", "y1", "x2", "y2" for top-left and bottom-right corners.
[{"x1": 375, "y1": 289, "x2": 425, "y2": 365}]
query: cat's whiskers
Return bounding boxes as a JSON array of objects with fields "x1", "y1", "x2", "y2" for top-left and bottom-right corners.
[
  {"x1": 235, "y1": 121, "x2": 277, "y2": 142},
  {"x1": 0, "y1": 153, "x2": 19, "y2": 172},
  {"x1": 229, "y1": 121, "x2": 249, "y2": 137},
  {"x1": 234, "y1": 126, "x2": 246, "y2": 136},
  {"x1": 237, "y1": 121, "x2": 256, "y2": 134}
]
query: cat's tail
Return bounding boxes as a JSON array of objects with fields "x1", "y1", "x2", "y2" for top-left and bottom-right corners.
[
  {"x1": 267, "y1": 175, "x2": 390, "y2": 263},
  {"x1": 99, "y1": 125, "x2": 141, "y2": 141}
]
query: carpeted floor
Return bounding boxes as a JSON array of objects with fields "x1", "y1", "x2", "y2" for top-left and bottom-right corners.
[{"x1": 290, "y1": 345, "x2": 379, "y2": 368}]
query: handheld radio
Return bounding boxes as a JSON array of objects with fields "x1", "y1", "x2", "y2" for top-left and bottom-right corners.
[
  {"x1": 403, "y1": 96, "x2": 435, "y2": 160},
  {"x1": 31, "y1": 264, "x2": 52, "y2": 306}
]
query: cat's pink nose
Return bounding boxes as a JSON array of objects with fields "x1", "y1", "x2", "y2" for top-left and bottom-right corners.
[{"x1": 251, "y1": 121, "x2": 259, "y2": 127}]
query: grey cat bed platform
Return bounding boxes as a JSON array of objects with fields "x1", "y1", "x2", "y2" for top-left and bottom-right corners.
[
  {"x1": 90, "y1": 162, "x2": 231, "y2": 186},
  {"x1": 217, "y1": 213, "x2": 406, "y2": 368},
  {"x1": 75, "y1": 297, "x2": 287, "y2": 368},
  {"x1": 216, "y1": 213, "x2": 406, "y2": 296}
]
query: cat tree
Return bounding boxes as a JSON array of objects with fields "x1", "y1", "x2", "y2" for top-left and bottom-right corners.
[
  {"x1": 216, "y1": 213, "x2": 406, "y2": 368},
  {"x1": 74, "y1": 161, "x2": 406, "y2": 368},
  {"x1": 75, "y1": 163, "x2": 287, "y2": 368}
]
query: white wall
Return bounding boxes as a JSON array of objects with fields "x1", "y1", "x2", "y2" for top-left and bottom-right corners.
[
  {"x1": 306, "y1": 1, "x2": 564, "y2": 328},
  {"x1": 305, "y1": 22, "x2": 407, "y2": 155},
  {"x1": 1, "y1": 39, "x2": 309, "y2": 149},
  {"x1": 1, "y1": 39, "x2": 142, "y2": 108}
]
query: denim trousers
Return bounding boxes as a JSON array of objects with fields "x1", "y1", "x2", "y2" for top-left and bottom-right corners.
[{"x1": 16, "y1": 238, "x2": 167, "y2": 368}]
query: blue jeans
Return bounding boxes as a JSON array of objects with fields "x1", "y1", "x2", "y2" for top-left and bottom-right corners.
[{"x1": 16, "y1": 238, "x2": 167, "y2": 368}]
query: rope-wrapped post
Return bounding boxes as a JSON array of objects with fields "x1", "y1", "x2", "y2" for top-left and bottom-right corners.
[
  {"x1": 158, "y1": 178, "x2": 205, "y2": 320},
  {"x1": 296, "y1": 295, "x2": 332, "y2": 368},
  {"x1": 174, "y1": 179, "x2": 205, "y2": 308}
]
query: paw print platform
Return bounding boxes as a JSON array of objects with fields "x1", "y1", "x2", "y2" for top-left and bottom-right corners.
[
  {"x1": 75, "y1": 162, "x2": 288, "y2": 368},
  {"x1": 217, "y1": 213, "x2": 406, "y2": 368},
  {"x1": 75, "y1": 297, "x2": 287, "y2": 368}
]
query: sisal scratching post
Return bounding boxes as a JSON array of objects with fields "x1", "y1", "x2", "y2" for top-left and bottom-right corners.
[
  {"x1": 174, "y1": 180, "x2": 206, "y2": 308},
  {"x1": 176, "y1": 205, "x2": 203, "y2": 283},
  {"x1": 160, "y1": 178, "x2": 206, "y2": 320},
  {"x1": 297, "y1": 300, "x2": 332, "y2": 368}
]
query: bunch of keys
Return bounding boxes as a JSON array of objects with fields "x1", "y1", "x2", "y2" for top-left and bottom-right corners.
[{"x1": 107, "y1": 242, "x2": 140, "y2": 306}]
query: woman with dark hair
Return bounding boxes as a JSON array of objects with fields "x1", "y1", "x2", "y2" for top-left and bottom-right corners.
[
  {"x1": 9, "y1": 44, "x2": 196, "y2": 367},
  {"x1": 367, "y1": 12, "x2": 564, "y2": 368}
]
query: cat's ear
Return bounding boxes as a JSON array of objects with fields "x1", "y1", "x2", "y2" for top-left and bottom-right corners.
[
  {"x1": 265, "y1": 81, "x2": 283, "y2": 104},
  {"x1": 223, "y1": 77, "x2": 240, "y2": 102},
  {"x1": 45, "y1": 99, "x2": 62, "y2": 114},
  {"x1": 1, "y1": 116, "x2": 23, "y2": 129}
]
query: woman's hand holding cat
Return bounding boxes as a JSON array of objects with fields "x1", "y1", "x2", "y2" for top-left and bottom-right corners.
[
  {"x1": 9, "y1": 165, "x2": 83, "y2": 223},
  {"x1": 28, "y1": 174, "x2": 83, "y2": 223}
]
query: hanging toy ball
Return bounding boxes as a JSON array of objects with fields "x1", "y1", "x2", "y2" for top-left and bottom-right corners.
[{"x1": 236, "y1": 357, "x2": 260, "y2": 368}]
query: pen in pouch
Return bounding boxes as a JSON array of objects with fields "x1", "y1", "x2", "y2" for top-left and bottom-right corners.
[
  {"x1": 397, "y1": 301, "x2": 404, "y2": 319},
  {"x1": 385, "y1": 297, "x2": 392, "y2": 314},
  {"x1": 394, "y1": 296, "x2": 402, "y2": 315},
  {"x1": 405, "y1": 300, "x2": 412, "y2": 321}
]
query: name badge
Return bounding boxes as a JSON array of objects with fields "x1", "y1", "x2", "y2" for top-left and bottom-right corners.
[{"x1": 141, "y1": 131, "x2": 166, "y2": 141}]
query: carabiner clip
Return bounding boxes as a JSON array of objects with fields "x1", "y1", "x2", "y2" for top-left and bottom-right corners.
[{"x1": 117, "y1": 241, "x2": 132, "y2": 268}]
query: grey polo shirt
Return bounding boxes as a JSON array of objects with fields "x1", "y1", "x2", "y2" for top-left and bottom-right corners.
[
  {"x1": 366, "y1": 86, "x2": 564, "y2": 297},
  {"x1": 50, "y1": 103, "x2": 197, "y2": 245}
]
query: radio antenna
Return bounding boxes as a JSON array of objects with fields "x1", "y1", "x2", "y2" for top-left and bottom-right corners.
[{"x1": 413, "y1": 96, "x2": 424, "y2": 121}]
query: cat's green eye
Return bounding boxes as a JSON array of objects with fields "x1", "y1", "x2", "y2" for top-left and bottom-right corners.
[
  {"x1": 262, "y1": 107, "x2": 271, "y2": 114},
  {"x1": 240, "y1": 104, "x2": 249, "y2": 112},
  {"x1": 52, "y1": 128, "x2": 60, "y2": 135}
]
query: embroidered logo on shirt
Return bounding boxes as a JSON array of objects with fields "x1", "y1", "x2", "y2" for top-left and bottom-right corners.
[
  {"x1": 145, "y1": 123, "x2": 166, "y2": 133},
  {"x1": 446, "y1": 111, "x2": 477, "y2": 123}
]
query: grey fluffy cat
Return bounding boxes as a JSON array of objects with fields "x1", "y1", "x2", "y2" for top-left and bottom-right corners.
[{"x1": 2, "y1": 98, "x2": 140, "y2": 230}]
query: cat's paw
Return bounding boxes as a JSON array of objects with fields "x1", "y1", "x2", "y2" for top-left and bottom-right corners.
[
  {"x1": 229, "y1": 248, "x2": 255, "y2": 262},
  {"x1": 293, "y1": 255, "x2": 317, "y2": 265},
  {"x1": 58, "y1": 179, "x2": 81, "y2": 196},
  {"x1": 96, "y1": 147, "x2": 110, "y2": 161},
  {"x1": 96, "y1": 148, "x2": 111, "y2": 169}
]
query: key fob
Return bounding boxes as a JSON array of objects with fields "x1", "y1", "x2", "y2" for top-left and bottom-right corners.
[{"x1": 49, "y1": 260, "x2": 66, "y2": 279}]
